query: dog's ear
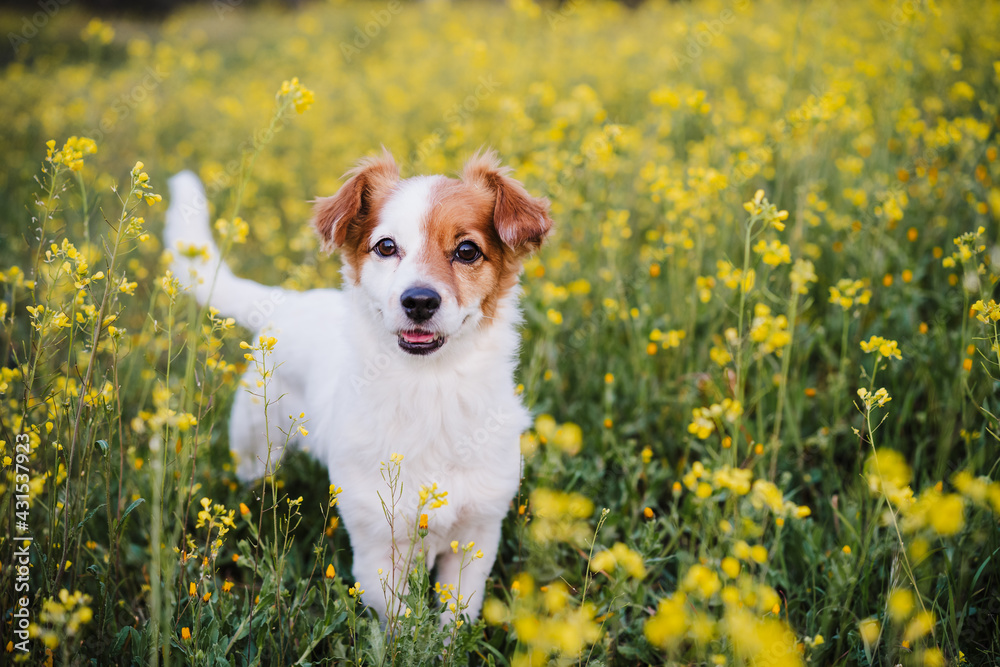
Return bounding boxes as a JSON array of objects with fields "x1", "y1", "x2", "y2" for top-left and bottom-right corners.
[
  {"x1": 462, "y1": 149, "x2": 552, "y2": 254},
  {"x1": 313, "y1": 148, "x2": 399, "y2": 252}
]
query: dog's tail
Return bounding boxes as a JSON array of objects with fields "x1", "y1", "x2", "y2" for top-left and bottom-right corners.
[{"x1": 164, "y1": 171, "x2": 279, "y2": 331}]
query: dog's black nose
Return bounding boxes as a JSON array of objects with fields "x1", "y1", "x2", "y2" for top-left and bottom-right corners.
[{"x1": 401, "y1": 287, "x2": 441, "y2": 323}]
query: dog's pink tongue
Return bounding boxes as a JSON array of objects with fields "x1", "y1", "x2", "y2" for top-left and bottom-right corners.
[{"x1": 402, "y1": 331, "x2": 436, "y2": 344}]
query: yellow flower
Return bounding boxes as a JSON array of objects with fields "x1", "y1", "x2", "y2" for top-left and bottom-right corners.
[
  {"x1": 971, "y1": 299, "x2": 1000, "y2": 323},
  {"x1": 887, "y1": 588, "x2": 915, "y2": 623},
  {"x1": 710, "y1": 345, "x2": 732, "y2": 366},
  {"x1": 860, "y1": 335, "x2": 902, "y2": 360},
  {"x1": 864, "y1": 448, "x2": 913, "y2": 508},
  {"x1": 688, "y1": 399, "x2": 743, "y2": 439},
  {"x1": 418, "y1": 483, "x2": 448, "y2": 509},
  {"x1": 725, "y1": 608, "x2": 802, "y2": 667},
  {"x1": 790, "y1": 259, "x2": 817, "y2": 294},
  {"x1": 751, "y1": 479, "x2": 786, "y2": 513},
  {"x1": 859, "y1": 618, "x2": 881, "y2": 646},
  {"x1": 644, "y1": 594, "x2": 688, "y2": 649},
  {"x1": 661, "y1": 328, "x2": 686, "y2": 348},
  {"x1": 696, "y1": 275, "x2": 716, "y2": 302},
  {"x1": 857, "y1": 387, "x2": 892, "y2": 410},
  {"x1": 552, "y1": 422, "x2": 582, "y2": 455},
  {"x1": 483, "y1": 598, "x2": 507, "y2": 625},
  {"x1": 47, "y1": 136, "x2": 98, "y2": 172},
  {"x1": 81, "y1": 18, "x2": 114, "y2": 44},
  {"x1": 279, "y1": 77, "x2": 315, "y2": 113},
  {"x1": 904, "y1": 610, "x2": 936, "y2": 642},
  {"x1": 743, "y1": 190, "x2": 789, "y2": 230},
  {"x1": 181, "y1": 627, "x2": 191, "y2": 640},
  {"x1": 927, "y1": 493, "x2": 965, "y2": 536},
  {"x1": 828, "y1": 278, "x2": 871, "y2": 310},
  {"x1": 535, "y1": 414, "x2": 557, "y2": 442},
  {"x1": 924, "y1": 647, "x2": 946, "y2": 667},
  {"x1": 716, "y1": 260, "x2": 755, "y2": 292},
  {"x1": 752, "y1": 238, "x2": 792, "y2": 266},
  {"x1": 589, "y1": 542, "x2": 646, "y2": 578},
  {"x1": 680, "y1": 564, "x2": 721, "y2": 599}
]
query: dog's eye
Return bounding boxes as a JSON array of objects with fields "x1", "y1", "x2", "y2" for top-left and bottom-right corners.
[
  {"x1": 454, "y1": 241, "x2": 482, "y2": 263},
  {"x1": 373, "y1": 238, "x2": 397, "y2": 258}
]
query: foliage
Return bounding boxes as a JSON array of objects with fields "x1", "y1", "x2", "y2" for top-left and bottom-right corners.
[{"x1": 1, "y1": 0, "x2": 999, "y2": 665}]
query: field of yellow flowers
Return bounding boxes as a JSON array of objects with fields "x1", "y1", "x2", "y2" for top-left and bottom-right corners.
[{"x1": 1, "y1": 0, "x2": 1000, "y2": 664}]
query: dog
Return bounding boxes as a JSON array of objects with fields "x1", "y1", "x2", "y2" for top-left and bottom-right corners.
[{"x1": 164, "y1": 148, "x2": 552, "y2": 622}]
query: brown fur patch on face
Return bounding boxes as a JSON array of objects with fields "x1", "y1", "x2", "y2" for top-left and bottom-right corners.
[
  {"x1": 312, "y1": 149, "x2": 399, "y2": 282},
  {"x1": 419, "y1": 178, "x2": 524, "y2": 320},
  {"x1": 461, "y1": 148, "x2": 553, "y2": 255}
]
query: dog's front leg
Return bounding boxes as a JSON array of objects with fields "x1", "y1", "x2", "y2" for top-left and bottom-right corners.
[
  {"x1": 434, "y1": 516, "x2": 503, "y2": 623},
  {"x1": 351, "y1": 537, "x2": 418, "y2": 624}
]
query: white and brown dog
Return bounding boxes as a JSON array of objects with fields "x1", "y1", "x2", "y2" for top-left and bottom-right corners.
[{"x1": 164, "y1": 149, "x2": 551, "y2": 621}]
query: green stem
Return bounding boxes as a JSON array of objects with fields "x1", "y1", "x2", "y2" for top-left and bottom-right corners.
[
  {"x1": 150, "y1": 293, "x2": 176, "y2": 667},
  {"x1": 54, "y1": 178, "x2": 137, "y2": 591},
  {"x1": 770, "y1": 292, "x2": 800, "y2": 479},
  {"x1": 733, "y1": 215, "x2": 758, "y2": 462},
  {"x1": 834, "y1": 310, "x2": 849, "y2": 424}
]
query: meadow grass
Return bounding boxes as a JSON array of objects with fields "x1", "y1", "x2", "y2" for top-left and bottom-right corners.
[{"x1": 1, "y1": 0, "x2": 999, "y2": 665}]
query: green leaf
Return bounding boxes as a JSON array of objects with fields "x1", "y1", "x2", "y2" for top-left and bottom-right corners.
[
  {"x1": 111, "y1": 626, "x2": 131, "y2": 655},
  {"x1": 114, "y1": 497, "x2": 145, "y2": 536},
  {"x1": 76, "y1": 503, "x2": 106, "y2": 532}
]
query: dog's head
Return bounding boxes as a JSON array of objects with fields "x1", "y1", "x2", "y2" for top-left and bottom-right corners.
[{"x1": 313, "y1": 148, "x2": 552, "y2": 356}]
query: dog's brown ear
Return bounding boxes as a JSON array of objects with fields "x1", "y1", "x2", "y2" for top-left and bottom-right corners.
[
  {"x1": 462, "y1": 149, "x2": 552, "y2": 254},
  {"x1": 313, "y1": 148, "x2": 399, "y2": 252}
]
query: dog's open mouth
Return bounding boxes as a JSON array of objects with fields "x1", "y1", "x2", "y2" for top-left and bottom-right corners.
[{"x1": 398, "y1": 329, "x2": 446, "y2": 355}]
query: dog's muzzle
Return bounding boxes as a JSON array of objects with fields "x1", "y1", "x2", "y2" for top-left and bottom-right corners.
[{"x1": 398, "y1": 287, "x2": 445, "y2": 354}]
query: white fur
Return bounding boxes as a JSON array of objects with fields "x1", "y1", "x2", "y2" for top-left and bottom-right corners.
[{"x1": 164, "y1": 170, "x2": 530, "y2": 622}]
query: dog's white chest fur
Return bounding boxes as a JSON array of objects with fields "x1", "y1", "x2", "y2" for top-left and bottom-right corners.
[{"x1": 224, "y1": 287, "x2": 530, "y2": 620}]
